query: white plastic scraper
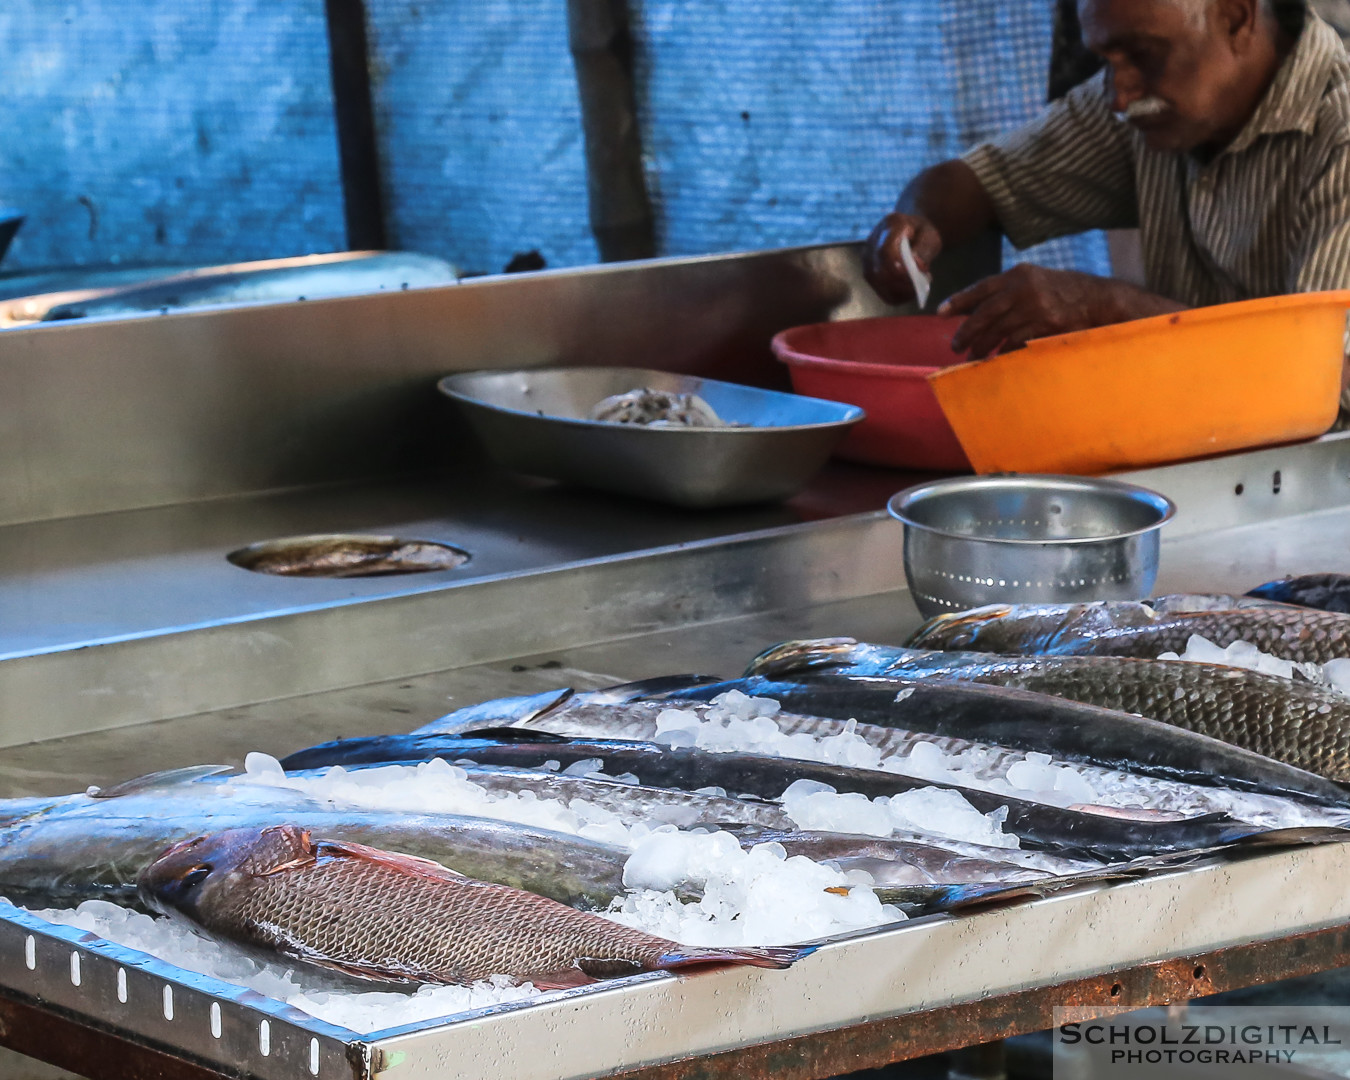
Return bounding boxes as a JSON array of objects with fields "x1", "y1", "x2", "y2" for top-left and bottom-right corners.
[{"x1": 900, "y1": 233, "x2": 931, "y2": 310}]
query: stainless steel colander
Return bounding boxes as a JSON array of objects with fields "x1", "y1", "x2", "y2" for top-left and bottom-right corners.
[{"x1": 887, "y1": 475, "x2": 1175, "y2": 619}]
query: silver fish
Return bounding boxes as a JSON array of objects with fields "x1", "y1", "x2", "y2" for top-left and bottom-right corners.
[
  {"x1": 906, "y1": 600, "x2": 1350, "y2": 665},
  {"x1": 0, "y1": 772, "x2": 632, "y2": 910},
  {"x1": 745, "y1": 638, "x2": 1350, "y2": 783}
]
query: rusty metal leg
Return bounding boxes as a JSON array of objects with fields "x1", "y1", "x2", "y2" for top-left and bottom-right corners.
[
  {"x1": 947, "y1": 1041, "x2": 1006, "y2": 1080},
  {"x1": 0, "y1": 992, "x2": 226, "y2": 1080}
]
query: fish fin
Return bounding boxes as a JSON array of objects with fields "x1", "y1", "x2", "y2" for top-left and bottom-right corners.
[
  {"x1": 91, "y1": 765, "x2": 233, "y2": 799},
  {"x1": 520, "y1": 688, "x2": 576, "y2": 722},
  {"x1": 657, "y1": 945, "x2": 815, "y2": 972},
  {"x1": 253, "y1": 824, "x2": 320, "y2": 875},
  {"x1": 881, "y1": 872, "x2": 1129, "y2": 917},
  {"x1": 455, "y1": 727, "x2": 572, "y2": 743},
  {"x1": 310, "y1": 837, "x2": 469, "y2": 883},
  {"x1": 411, "y1": 688, "x2": 576, "y2": 735},
  {"x1": 592, "y1": 674, "x2": 727, "y2": 702},
  {"x1": 530, "y1": 967, "x2": 600, "y2": 990},
  {"x1": 298, "y1": 953, "x2": 429, "y2": 985},
  {"x1": 1230, "y1": 825, "x2": 1350, "y2": 848}
]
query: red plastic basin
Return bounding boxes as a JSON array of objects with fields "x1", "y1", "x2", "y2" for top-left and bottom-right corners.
[{"x1": 771, "y1": 316, "x2": 972, "y2": 471}]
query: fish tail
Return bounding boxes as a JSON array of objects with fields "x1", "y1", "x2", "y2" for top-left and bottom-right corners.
[
  {"x1": 599, "y1": 674, "x2": 726, "y2": 701},
  {"x1": 658, "y1": 944, "x2": 816, "y2": 972}
]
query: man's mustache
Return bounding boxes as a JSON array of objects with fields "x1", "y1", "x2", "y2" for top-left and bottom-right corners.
[{"x1": 1116, "y1": 96, "x2": 1169, "y2": 122}]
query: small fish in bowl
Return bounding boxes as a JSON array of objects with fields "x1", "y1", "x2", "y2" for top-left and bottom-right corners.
[{"x1": 589, "y1": 388, "x2": 735, "y2": 428}]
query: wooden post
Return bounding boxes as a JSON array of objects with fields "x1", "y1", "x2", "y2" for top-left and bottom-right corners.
[
  {"x1": 324, "y1": 0, "x2": 387, "y2": 251},
  {"x1": 566, "y1": 0, "x2": 657, "y2": 261}
]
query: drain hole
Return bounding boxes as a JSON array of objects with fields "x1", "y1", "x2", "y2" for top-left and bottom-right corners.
[{"x1": 228, "y1": 535, "x2": 470, "y2": 578}]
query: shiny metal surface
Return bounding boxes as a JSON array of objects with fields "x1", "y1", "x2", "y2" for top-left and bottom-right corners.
[
  {"x1": 0, "y1": 490, "x2": 903, "y2": 748},
  {"x1": 888, "y1": 475, "x2": 1175, "y2": 618},
  {"x1": 0, "y1": 251, "x2": 459, "y2": 327},
  {"x1": 441, "y1": 367, "x2": 862, "y2": 507},
  {"x1": 1115, "y1": 430, "x2": 1350, "y2": 536},
  {"x1": 0, "y1": 242, "x2": 895, "y2": 528}
]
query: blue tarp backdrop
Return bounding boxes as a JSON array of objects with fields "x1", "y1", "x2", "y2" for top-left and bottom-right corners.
[{"x1": 0, "y1": 1, "x2": 1109, "y2": 277}]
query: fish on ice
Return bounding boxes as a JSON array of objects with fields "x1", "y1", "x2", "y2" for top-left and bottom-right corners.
[
  {"x1": 139, "y1": 825, "x2": 810, "y2": 988},
  {"x1": 743, "y1": 639, "x2": 1350, "y2": 784},
  {"x1": 906, "y1": 599, "x2": 1350, "y2": 667}
]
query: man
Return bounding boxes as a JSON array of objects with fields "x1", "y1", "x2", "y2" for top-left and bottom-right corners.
[{"x1": 865, "y1": 0, "x2": 1350, "y2": 361}]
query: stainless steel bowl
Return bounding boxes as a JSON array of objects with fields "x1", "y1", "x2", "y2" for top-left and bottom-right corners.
[
  {"x1": 887, "y1": 475, "x2": 1175, "y2": 619},
  {"x1": 438, "y1": 367, "x2": 863, "y2": 508}
]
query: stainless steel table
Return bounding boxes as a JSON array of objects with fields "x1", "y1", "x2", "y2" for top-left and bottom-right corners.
[{"x1": 3, "y1": 432, "x2": 1350, "y2": 1080}]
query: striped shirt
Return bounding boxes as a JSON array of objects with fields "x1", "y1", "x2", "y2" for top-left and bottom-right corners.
[{"x1": 962, "y1": 13, "x2": 1350, "y2": 307}]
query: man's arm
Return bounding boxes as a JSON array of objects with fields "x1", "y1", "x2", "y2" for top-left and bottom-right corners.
[
  {"x1": 865, "y1": 70, "x2": 1146, "y2": 328},
  {"x1": 1292, "y1": 140, "x2": 1350, "y2": 294},
  {"x1": 938, "y1": 265, "x2": 1185, "y2": 359},
  {"x1": 863, "y1": 161, "x2": 999, "y2": 305}
]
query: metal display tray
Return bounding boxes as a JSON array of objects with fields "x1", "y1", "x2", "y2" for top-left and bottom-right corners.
[
  {"x1": 6, "y1": 845, "x2": 1350, "y2": 1080},
  {"x1": 6, "y1": 433, "x2": 1350, "y2": 1080}
]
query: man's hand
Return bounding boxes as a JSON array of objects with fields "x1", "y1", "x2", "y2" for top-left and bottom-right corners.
[
  {"x1": 940, "y1": 264, "x2": 1185, "y2": 359},
  {"x1": 863, "y1": 212, "x2": 943, "y2": 306}
]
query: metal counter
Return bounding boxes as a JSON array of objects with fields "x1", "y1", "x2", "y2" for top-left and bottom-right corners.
[{"x1": 3, "y1": 433, "x2": 1350, "y2": 1080}]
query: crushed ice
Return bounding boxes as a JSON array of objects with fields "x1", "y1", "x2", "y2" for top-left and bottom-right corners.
[
  {"x1": 1159, "y1": 634, "x2": 1350, "y2": 698},
  {"x1": 637, "y1": 690, "x2": 1346, "y2": 830}
]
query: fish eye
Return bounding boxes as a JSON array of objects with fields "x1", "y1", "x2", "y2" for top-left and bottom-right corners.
[{"x1": 181, "y1": 864, "x2": 212, "y2": 888}]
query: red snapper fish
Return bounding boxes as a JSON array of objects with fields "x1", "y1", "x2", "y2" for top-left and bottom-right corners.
[{"x1": 138, "y1": 824, "x2": 811, "y2": 989}]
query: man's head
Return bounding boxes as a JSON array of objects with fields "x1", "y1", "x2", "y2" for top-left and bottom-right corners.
[{"x1": 1078, "y1": 0, "x2": 1286, "y2": 153}]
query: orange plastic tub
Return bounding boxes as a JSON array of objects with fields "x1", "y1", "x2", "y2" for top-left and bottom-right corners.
[
  {"x1": 771, "y1": 315, "x2": 972, "y2": 470},
  {"x1": 928, "y1": 291, "x2": 1349, "y2": 476}
]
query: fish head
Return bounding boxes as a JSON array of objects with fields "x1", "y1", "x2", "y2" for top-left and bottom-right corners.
[{"x1": 138, "y1": 824, "x2": 313, "y2": 919}]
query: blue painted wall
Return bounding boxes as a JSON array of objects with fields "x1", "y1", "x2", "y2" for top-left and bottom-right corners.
[
  {"x1": 0, "y1": 1, "x2": 1108, "y2": 276},
  {"x1": 0, "y1": 0, "x2": 346, "y2": 270}
]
